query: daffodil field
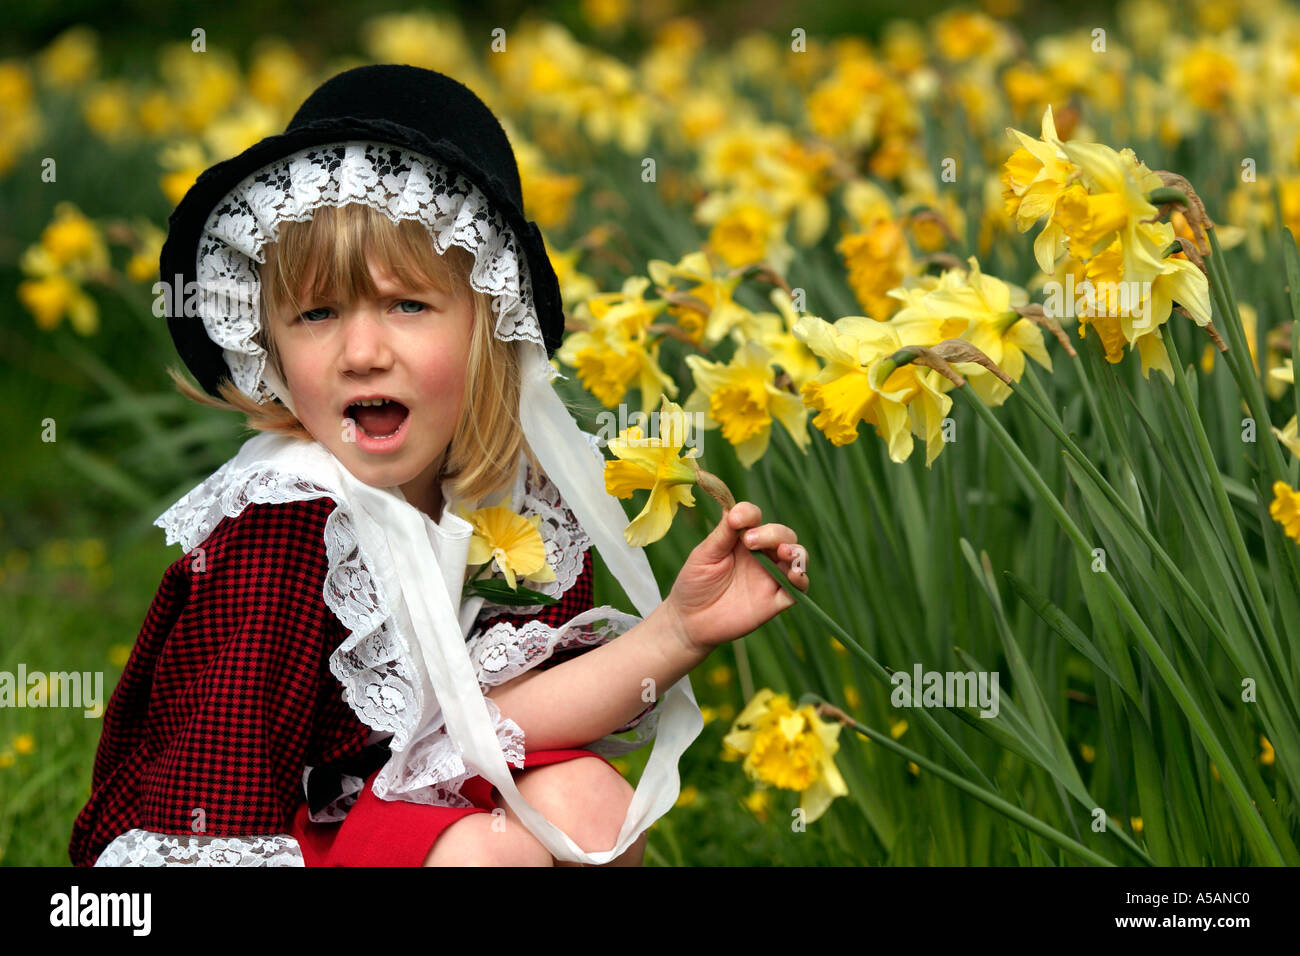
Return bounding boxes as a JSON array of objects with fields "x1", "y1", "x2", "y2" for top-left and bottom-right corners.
[{"x1": 5, "y1": 3, "x2": 1300, "y2": 867}]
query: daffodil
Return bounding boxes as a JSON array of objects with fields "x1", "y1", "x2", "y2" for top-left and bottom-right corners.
[
  {"x1": 557, "y1": 279, "x2": 677, "y2": 413},
  {"x1": 795, "y1": 314, "x2": 953, "y2": 465},
  {"x1": 603, "y1": 397, "x2": 698, "y2": 547},
  {"x1": 1001, "y1": 106, "x2": 1076, "y2": 272},
  {"x1": 458, "y1": 496, "x2": 556, "y2": 590},
  {"x1": 1269, "y1": 481, "x2": 1300, "y2": 544},
  {"x1": 836, "y1": 219, "x2": 915, "y2": 320},
  {"x1": 722, "y1": 688, "x2": 849, "y2": 823},
  {"x1": 683, "y1": 341, "x2": 809, "y2": 468},
  {"x1": 647, "y1": 251, "x2": 755, "y2": 345}
]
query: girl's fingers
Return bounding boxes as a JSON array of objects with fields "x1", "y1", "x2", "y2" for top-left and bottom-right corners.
[{"x1": 742, "y1": 523, "x2": 797, "y2": 551}]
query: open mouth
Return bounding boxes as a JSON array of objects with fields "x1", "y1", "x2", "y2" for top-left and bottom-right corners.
[{"x1": 345, "y1": 398, "x2": 410, "y2": 439}]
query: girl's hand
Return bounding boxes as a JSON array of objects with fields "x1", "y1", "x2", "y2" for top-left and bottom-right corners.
[{"x1": 663, "y1": 501, "x2": 809, "y2": 657}]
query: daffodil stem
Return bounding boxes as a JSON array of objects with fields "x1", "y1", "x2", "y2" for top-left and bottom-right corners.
[
  {"x1": 954, "y1": 383, "x2": 1289, "y2": 866},
  {"x1": 1205, "y1": 227, "x2": 1289, "y2": 484},
  {"x1": 800, "y1": 693, "x2": 1119, "y2": 867},
  {"x1": 1014, "y1": 361, "x2": 1283, "y2": 703},
  {"x1": 745, "y1": 548, "x2": 997, "y2": 791}
]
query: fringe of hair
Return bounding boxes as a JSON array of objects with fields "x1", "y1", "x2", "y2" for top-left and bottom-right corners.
[{"x1": 167, "y1": 202, "x2": 575, "y2": 507}]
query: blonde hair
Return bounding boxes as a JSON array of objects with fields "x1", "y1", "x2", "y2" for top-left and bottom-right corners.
[{"x1": 170, "y1": 201, "x2": 548, "y2": 504}]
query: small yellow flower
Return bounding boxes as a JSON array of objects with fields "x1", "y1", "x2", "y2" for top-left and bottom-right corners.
[
  {"x1": 1260, "y1": 735, "x2": 1275, "y2": 766},
  {"x1": 1269, "y1": 481, "x2": 1300, "y2": 544},
  {"x1": 674, "y1": 784, "x2": 699, "y2": 808},
  {"x1": 907, "y1": 761, "x2": 920, "y2": 776},
  {"x1": 707, "y1": 666, "x2": 732, "y2": 688},
  {"x1": 611, "y1": 758, "x2": 629, "y2": 775},
  {"x1": 1130, "y1": 816, "x2": 1144, "y2": 833},
  {"x1": 1080, "y1": 743, "x2": 1096, "y2": 763},
  {"x1": 108, "y1": 644, "x2": 131, "y2": 668},
  {"x1": 76, "y1": 538, "x2": 107, "y2": 570},
  {"x1": 889, "y1": 718, "x2": 908, "y2": 739},
  {"x1": 699, "y1": 705, "x2": 718, "y2": 725},
  {"x1": 718, "y1": 704, "x2": 735, "y2": 721},
  {"x1": 843, "y1": 685, "x2": 861, "y2": 710},
  {"x1": 0, "y1": 752, "x2": 14, "y2": 770},
  {"x1": 459, "y1": 496, "x2": 556, "y2": 590},
  {"x1": 17, "y1": 273, "x2": 99, "y2": 334},
  {"x1": 723, "y1": 688, "x2": 849, "y2": 823},
  {"x1": 11, "y1": 734, "x2": 34, "y2": 756},
  {"x1": 743, "y1": 789, "x2": 772, "y2": 821},
  {"x1": 38, "y1": 26, "x2": 98, "y2": 90}
]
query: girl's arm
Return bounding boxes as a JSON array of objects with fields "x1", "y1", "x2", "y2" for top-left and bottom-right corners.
[{"x1": 486, "y1": 502, "x2": 807, "y2": 751}]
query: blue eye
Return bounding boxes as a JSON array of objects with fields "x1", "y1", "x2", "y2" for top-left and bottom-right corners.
[
  {"x1": 299, "y1": 307, "x2": 332, "y2": 323},
  {"x1": 396, "y1": 300, "x2": 426, "y2": 313}
]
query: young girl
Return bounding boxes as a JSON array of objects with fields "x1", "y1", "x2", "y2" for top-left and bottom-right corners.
[{"x1": 69, "y1": 64, "x2": 810, "y2": 867}]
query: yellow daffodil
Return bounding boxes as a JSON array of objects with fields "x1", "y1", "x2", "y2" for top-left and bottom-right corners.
[
  {"x1": 17, "y1": 272, "x2": 99, "y2": 334},
  {"x1": 836, "y1": 219, "x2": 915, "y2": 320},
  {"x1": 603, "y1": 397, "x2": 698, "y2": 547},
  {"x1": 795, "y1": 314, "x2": 949, "y2": 464},
  {"x1": 890, "y1": 256, "x2": 1049, "y2": 405},
  {"x1": 1269, "y1": 481, "x2": 1300, "y2": 544},
  {"x1": 37, "y1": 26, "x2": 98, "y2": 90},
  {"x1": 31, "y1": 203, "x2": 109, "y2": 275},
  {"x1": 723, "y1": 688, "x2": 849, "y2": 823},
  {"x1": 697, "y1": 192, "x2": 787, "y2": 269},
  {"x1": 684, "y1": 340, "x2": 809, "y2": 468},
  {"x1": 126, "y1": 220, "x2": 167, "y2": 283},
  {"x1": 558, "y1": 276, "x2": 677, "y2": 412},
  {"x1": 458, "y1": 496, "x2": 556, "y2": 589},
  {"x1": 647, "y1": 251, "x2": 755, "y2": 345}
]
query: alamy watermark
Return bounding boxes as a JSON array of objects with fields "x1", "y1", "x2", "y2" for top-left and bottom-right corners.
[
  {"x1": 0, "y1": 664, "x2": 103, "y2": 718},
  {"x1": 890, "y1": 664, "x2": 1000, "y2": 718},
  {"x1": 152, "y1": 274, "x2": 257, "y2": 319},
  {"x1": 1042, "y1": 274, "x2": 1153, "y2": 328},
  {"x1": 592, "y1": 404, "x2": 707, "y2": 455}
]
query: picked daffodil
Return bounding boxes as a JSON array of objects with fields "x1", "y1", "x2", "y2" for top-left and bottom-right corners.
[
  {"x1": 458, "y1": 496, "x2": 556, "y2": 590},
  {"x1": 603, "y1": 397, "x2": 698, "y2": 547}
]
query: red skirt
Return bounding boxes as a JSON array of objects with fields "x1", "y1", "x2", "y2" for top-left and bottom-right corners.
[{"x1": 288, "y1": 748, "x2": 615, "y2": 866}]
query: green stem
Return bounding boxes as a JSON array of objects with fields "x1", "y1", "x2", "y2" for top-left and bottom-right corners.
[
  {"x1": 952, "y1": 383, "x2": 1287, "y2": 866},
  {"x1": 801, "y1": 694, "x2": 1119, "y2": 867}
]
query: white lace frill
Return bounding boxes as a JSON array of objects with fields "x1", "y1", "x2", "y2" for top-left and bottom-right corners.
[
  {"x1": 94, "y1": 830, "x2": 304, "y2": 867},
  {"x1": 196, "y1": 141, "x2": 547, "y2": 403}
]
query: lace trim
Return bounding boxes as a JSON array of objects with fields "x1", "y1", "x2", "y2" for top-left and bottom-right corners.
[
  {"x1": 468, "y1": 606, "x2": 639, "y2": 692},
  {"x1": 371, "y1": 695, "x2": 525, "y2": 808},
  {"x1": 94, "y1": 830, "x2": 304, "y2": 867},
  {"x1": 196, "y1": 141, "x2": 545, "y2": 403},
  {"x1": 301, "y1": 765, "x2": 366, "y2": 824}
]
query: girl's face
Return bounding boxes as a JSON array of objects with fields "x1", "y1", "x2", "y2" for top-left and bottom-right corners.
[{"x1": 267, "y1": 257, "x2": 474, "y2": 517}]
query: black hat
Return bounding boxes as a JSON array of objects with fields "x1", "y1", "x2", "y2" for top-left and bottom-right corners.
[{"x1": 159, "y1": 63, "x2": 564, "y2": 399}]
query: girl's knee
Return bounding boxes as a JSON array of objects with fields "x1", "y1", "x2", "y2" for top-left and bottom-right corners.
[
  {"x1": 517, "y1": 756, "x2": 636, "y2": 850},
  {"x1": 423, "y1": 812, "x2": 553, "y2": 867}
]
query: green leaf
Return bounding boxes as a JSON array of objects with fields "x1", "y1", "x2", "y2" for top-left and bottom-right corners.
[{"x1": 465, "y1": 578, "x2": 559, "y2": 606}]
